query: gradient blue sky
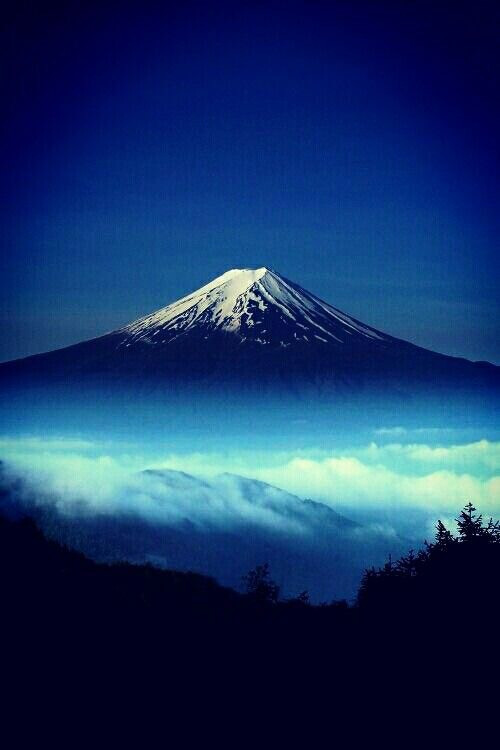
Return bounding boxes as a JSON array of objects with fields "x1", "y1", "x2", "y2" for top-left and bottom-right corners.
[{"x1": 1, "y1": 1, "x2": 499, "y2": 363}]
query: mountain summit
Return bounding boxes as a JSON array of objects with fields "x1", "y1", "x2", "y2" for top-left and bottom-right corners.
[
  {"x1": 119, "y1": 267, "x2": 387, "y2": 350},
  {"x1": 0, "y1": 266, "x2": 498, "y2": 395}
]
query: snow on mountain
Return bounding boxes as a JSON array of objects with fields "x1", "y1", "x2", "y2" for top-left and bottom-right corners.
[
  {"x1": 118, "y1": 267, "x2": 387, "y2": 350},
  {"x1": 1, "y1": 265, "x2": 497, "y2": 397}
]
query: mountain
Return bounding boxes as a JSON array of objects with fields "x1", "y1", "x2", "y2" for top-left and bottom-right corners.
[
  {"x1": 119, "y1": 267, "x2": 388, "y2": 348},
  {"x1": 0, "y1": 267, "x2": 498, "y2": 395},
  {"x1": 141, "y1": 468, "x2": 357, "y2": 534},
  {"x1": 0, "y1": 460, "x2": 402, "y2": 601}
]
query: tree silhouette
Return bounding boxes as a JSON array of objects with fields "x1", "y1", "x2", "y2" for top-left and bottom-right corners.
[
  {"x1": 455, "y1": 501, "x2": 500, "y2": 543},
  {"x1": 434, "y1": 519, "x2": 455, "y2": 549},
  {"x1": 357, "y1": 502, "x2": 500, "y2": 616},
  {"x1": 241, "y1": 563, "x2": 280, "y2": 604},
  {"x1": 294, "y1": 590, "x2": 310, "y2": 605}
]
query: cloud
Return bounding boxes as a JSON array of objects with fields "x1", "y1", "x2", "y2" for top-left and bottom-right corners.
[
  {"x1": 0, "y1": 446, "x2": 311, "y2": 537},
  {"x1": 0, "y1": 436, "x2": 100, "y2": 453},
  {"x1": 373, "y1": 427, "x2": 408, "y2": 437},
  {"x1": 1, "y1": 433, "x2": 497, "y2": 599},
  {"x1": 373, "y1": 426, "x2": 457, "y2": 437},
  {"x1": 1, "y1": 435, "x2": 498, "y2": 540},
  {"x1": 149, "y1": 440, "x2": 500, "y2": 524},
  {"x1": 258, "y1": 456, "x2": 499, "y2": 516},
  {"x1": 395, "y1": 440, "x2": 500, "y2": 472}
]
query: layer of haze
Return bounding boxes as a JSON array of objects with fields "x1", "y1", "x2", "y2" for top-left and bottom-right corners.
[
  {"x1": 2, "y1": 432, "x2": 498, "y2": 543},
  {"x1": 1, "y1": 387, "x2": 497, "y2": 598}
]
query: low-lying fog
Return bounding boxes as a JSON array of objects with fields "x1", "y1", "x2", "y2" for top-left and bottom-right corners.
[{"x1": 1, "y1": 402, "x2": 497, "y2": 601}]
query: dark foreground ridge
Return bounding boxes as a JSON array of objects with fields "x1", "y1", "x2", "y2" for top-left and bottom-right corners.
[{"x1": 2, "y1": 502, "x2": 499, "y2": 727}]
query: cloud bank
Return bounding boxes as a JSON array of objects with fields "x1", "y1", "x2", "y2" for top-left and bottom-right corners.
[
  {"x1": 0, "y1": 435, "x2": 498, "y2": 540},
  {"x1": 148, "y1": 439, "x2": 499, "y2": 521},
  {"x1": 1, "y1": 434, "x2": 497, "y2": 599}
]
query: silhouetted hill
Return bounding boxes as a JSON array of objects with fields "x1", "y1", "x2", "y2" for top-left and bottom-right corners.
[
  {"x1": 0, "y1": 511, "x2": 354, "y2": 639},
  {"x1": 358, "y1": 502, "x2": 500, "y2": 626},
  {"x1": 2, "y1": 503, "x2": 498, "y2": 736},
  {"x1": 3, "y1": 502, "x2": 498, "y2": 649}
]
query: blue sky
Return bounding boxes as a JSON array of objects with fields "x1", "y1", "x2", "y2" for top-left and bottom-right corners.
[{"x1": 1, "y1": 1, "x2": 499, "y2": 362}]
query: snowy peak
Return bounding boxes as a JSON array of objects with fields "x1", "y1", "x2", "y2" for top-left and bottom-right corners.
[
  {"x1": 119, "y1": 267, "x2": 387, "y2": 349},
  {"x1": 2, "y1": 267, "x2": 497, "y2": 398}
]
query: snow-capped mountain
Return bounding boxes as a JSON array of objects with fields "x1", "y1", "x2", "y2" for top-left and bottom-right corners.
[
  {"x1": 0, "y1": 266, "x2": 498, "y2": 395},
  {"x1": 119, "y1": 267, "x2": 386, "y2": 350}
]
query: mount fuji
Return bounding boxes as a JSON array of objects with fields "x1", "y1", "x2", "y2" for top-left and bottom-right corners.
[
  {"x1": 120, "y1": 267, "x2": 387, "y2": 348},
  {"x1": 0, "y1": 267, "x2": 498, "y2": 396}
]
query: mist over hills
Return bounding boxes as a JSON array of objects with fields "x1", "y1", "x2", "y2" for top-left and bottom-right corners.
[{"x1": 0, "y1": 460, "x2": 406, "y2": 601}]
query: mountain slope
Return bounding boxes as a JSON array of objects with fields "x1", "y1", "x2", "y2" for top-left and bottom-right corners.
[
  {"x1": 119, "y1": 267, "x2": 387, "y2": 349},
  {"x1": 0, "y1": 461, "x2": 400, "y2": 601},
  {"x1": 0, "y1": 267, "x2": 497, "y2": 395}
]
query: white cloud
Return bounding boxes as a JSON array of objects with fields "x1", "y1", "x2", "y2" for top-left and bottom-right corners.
[
  {"x1": 373, "y1": 427, "x2": 408, "y2": 437},
  {"x1": 148, "y1": 440, "x2": 500, "y2": 519},
  {"x1": 1, "y1": 435, "x2": 498, "y2": 538},
  {"x1": 0, "y1": 442, "x2": 308, "y2": 536},
  {"x1": 256, "y1": 457, "x2": 499, "y2": 515}
]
